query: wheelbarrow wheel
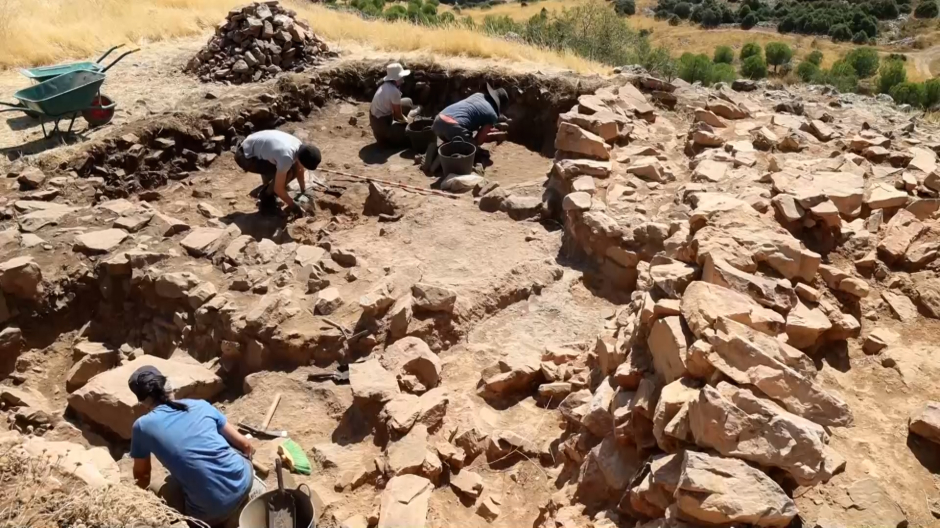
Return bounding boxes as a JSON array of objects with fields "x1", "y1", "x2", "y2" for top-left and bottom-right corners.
[
  {"x1": 23, "y1": 110, "x2": 39, "y2": 119},
  {"x1": 82, "y1": 94, "x2": 115, "y2": 128}
]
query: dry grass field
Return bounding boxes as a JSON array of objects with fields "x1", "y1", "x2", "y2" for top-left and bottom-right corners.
[{"x1": 0, "y1": 0, "x2": 604, "y2": 72}]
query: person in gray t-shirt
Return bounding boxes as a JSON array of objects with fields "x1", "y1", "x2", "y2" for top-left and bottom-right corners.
[{"x1": 235, "y1": 130, "x2": 321, "y2": 216}]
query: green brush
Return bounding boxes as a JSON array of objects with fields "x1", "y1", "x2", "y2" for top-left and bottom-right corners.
[{"x1": 277, "y1": 439, "x2": 311, "y2": 475}]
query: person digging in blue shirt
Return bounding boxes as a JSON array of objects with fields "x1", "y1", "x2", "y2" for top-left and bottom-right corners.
[{"x1": 129, "y1": 366, "x2": 266, "y2": 528}]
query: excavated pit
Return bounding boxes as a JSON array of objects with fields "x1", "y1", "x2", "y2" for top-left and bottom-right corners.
[{"x1": 2, "y1": 62, "x2": 603, "y2": 412}]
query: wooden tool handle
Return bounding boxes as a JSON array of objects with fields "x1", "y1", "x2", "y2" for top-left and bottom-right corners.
[
  {"x1": 252, "y1": 459, "x2": 270, "y2": 479},
  {"x1": 261, "y1": 393, "x2": 282, "y2": 430}
]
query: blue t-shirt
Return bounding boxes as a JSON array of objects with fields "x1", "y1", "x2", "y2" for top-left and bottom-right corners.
[
  {"x1": 441, "y1": 93, "x2": 499, "y2": 132},
  {"x1": 130, "y1": 399, "x2": 251, "y2": 520}
]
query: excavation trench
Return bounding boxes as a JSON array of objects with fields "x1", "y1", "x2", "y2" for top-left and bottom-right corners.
[
  {"x1": 56, "y1": 61, "x2": 604, "y2": 200},
  {"x1": 3, "y1": 63, "x2": 609, "y2": 446}
]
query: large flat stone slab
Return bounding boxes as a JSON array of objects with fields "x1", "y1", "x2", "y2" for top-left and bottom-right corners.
[{"x1": 67, "y1": 356, "x2": 223, "y2": 439}]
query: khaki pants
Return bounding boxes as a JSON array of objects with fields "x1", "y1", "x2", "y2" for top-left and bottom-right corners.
[
  {"x1": 151, "y1": 469, "x2": 266, "y2": 528},
  {"x1": 369, "y1": 97, "x2": 414, "y2": 148}
]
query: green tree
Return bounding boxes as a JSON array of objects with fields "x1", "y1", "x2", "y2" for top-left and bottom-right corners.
[
  {"x1": 678, "y1": 52, "x2": 715, "y2": 84},
  {"x1": 806, "y1": 50, "x2": 824, "y2": 66},
  {"x1": 741, "y1": 54, "x2": 768, "y2": 79},
  {"x1": 915, "y1": 0, "x2": 939, "y2": 18},
  {"x1": 926, "y1": 78, "x2": 940, "y2": 108},
  {"x1": 740, "y1": 42, "x2": 762, "y2": 61},
  {"x1": 878, "y1": 59, "x2": 907, "y2": 93},
  {"x1": 797, "y1": 60, "x2": 820, "y2": 82},
  {"x1": 829, "y1": 24, "x2": 853, "y2": 42},
  {"x1": 852, "y1": 31, "x2": 869, "y2": 44},
  {"x1": 845, "y1": 48, "x2": 880, "y2": 78},
  {"x1": 714, "y1": 45, "x2": 734, "y2": 64},
  {"x1": 890, "y1": 81, "x2": 927, "y2": 107},
  {"x1": 675, "y1": 2, "x2": 692, "y2": 18},
  {"x1": 765, "y1": 42, "x2": 793, "y2": 73}
]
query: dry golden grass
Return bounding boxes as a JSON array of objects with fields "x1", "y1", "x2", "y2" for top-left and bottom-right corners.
[
  {"x1": 440, "y1": 0, "x2": 570, "y2": 21},
  {"x1": 0, "y1": 0, "x2": 605, "y2": 73}
]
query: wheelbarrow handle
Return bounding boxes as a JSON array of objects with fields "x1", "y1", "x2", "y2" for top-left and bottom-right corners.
[
  {"x1": 0, "y1": 101, "x2": 25, "y2": 112},
  {"x1": 100, "y1": 48, "x2": 140, "y2": 73},
  {"x1": 95, "y1": 44, "x2": 125, "y2": 64}
]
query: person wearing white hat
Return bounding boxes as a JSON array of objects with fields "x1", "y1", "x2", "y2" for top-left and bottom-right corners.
[{"x1": 370, "y1": 63, "x2": 414, "y2": 148}]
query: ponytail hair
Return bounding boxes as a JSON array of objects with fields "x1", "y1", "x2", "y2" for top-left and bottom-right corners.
[{"x1": 128, "y1": 366, "x2": 189, "y2": 412}]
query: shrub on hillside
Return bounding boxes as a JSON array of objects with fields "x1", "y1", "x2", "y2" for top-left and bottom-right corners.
[
  {"x1": 481, "y1": 3, "x2": 675, "y2": 76},
  {"x1": 797, "y1": 60, "x2": 820, "y2": 82},
  {"x1": 741, "y1": 12, "x2": 758, "y2": 28},
  {"x1": 615, "y1": 0, "x2": 636, "y2": 16},
  {"x1": 669, "y1": 13, "x2": 680, "y2": 24},
  {"x1": 714, "y1": 45, "x2": 734, "y2": 64},
  {"x1": 853, "y1": 31, "x2": 869, "y2": 43},
  {"x1": 765, "y1": 42, "x2": 793, "y2": 72},
  {"x1": 741, "y1": 54, "x2": 768, "y2": 79},
  {"x1": 806, "y1": 50, "x2": 824, "y2": 66},
  {"x1": 740, "y1": 42, "x2": 762, "y2": 61},
  {"x1": 678, "y1": 53, "x2": 715, "y2": 84},
  {"x1": 915, "y1": 0, "x2": 939, "y2": 18},
  {"x1": 674, "y1": 1, "x2": 692, "y2": 18},
  {"x1": 926, "y1": 78, "x2": 940, "y2": 108},
  {"x1": 878, "y1": 59, "x2": 908, "y2": 93},
  {"x1": 713, "y1": 62, "x2": 738, "y2": 83},
  {"x1": 845, "y1": 47, "x2": 880, "y2": 78},
  {"x1": 890, "y1": 81, "x2": 927, "y2": 106}
]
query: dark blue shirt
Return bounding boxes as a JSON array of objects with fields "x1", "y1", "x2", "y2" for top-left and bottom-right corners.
[
  {"x1": 130, "y1": 399, "x2": 251, "y2": 520},
  {"x1": 441, "y1": 93, "x2": 499, "y2": 131}
]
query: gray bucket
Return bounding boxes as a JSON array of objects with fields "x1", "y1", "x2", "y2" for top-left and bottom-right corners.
[
  {"x1": 438, "y1": 137, "x2": 476, "y2": 176},
  {"x1": 238, "y1": 484, "x2": 316, "y2": 528}
]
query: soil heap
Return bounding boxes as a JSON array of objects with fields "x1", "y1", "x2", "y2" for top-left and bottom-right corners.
[{"x1": 186, "y1": 1, "x2": 332, "y2": 84}]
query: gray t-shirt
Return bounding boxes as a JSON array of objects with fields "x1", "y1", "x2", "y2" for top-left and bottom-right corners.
[
  {"x1": 240, "y1": 130, "x2": 301, "y2": 173},
  {"x1": 440, "y1": 93, "x2": 498, "y2": 132}
]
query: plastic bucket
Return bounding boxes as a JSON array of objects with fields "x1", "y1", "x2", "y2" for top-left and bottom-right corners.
[
  {"x1": 438, "y1": 137, "x2": 476, "y2": 176},
  {"x1": 405, "y1": 118, "x2": 436, "y2": 152},
  {"x1": 239, "y1": 485, "x2": 316, "y2": 528}
]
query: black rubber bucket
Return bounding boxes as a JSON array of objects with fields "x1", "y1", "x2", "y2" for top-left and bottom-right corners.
[
  {"x1": 438, "y1": 137, "x2": 476, "y2": 176},
  {"x1": 405, "y1": 118, "x2": 436, "y2": 152}
]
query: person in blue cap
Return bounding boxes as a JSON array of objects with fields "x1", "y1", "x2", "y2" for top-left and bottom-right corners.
[{"x1": 128, "y1": 365, "x2": 265, "y2": 527}]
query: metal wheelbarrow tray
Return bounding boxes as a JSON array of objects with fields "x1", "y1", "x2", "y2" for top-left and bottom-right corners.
[
  {"x1": 0, "y1": 70, "x2": 116, "y2": 137},
  {"x1": 19, "y1": 44, "x2": 139, "y2": 83}
]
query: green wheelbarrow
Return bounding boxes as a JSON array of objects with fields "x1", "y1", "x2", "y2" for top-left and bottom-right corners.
[
  {"x1": 19, "y1": 45, "x2": 140, "y2": 83},
  {"x1": 0, "y1": 70, "x2": 116, "y2": 138}
]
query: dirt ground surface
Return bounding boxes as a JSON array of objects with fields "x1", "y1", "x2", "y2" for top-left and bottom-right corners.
[{"x1": 5, "y1": 18, "x2": 940, "y2": 528}]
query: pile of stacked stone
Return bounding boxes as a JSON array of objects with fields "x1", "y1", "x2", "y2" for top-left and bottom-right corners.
[
  {"x1": 483, "y1": 74, "x2": 874, "y2": 528},
  {"x1": 186, "y1": 1, "x2": 332, "y2": 84}
]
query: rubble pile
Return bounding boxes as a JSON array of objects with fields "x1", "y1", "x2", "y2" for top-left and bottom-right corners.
[{"x1": 186, "y1": 1, "x2": 332, "y2": 83}]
